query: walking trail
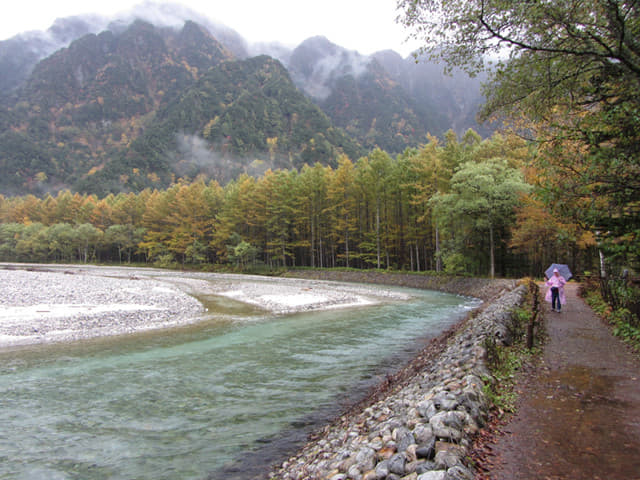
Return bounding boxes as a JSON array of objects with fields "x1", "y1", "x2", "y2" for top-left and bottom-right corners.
[{"x1": 479, "y1": 283, "x2": 640, "y2": 480}]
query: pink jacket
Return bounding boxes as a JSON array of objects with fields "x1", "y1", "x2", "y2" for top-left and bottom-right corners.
[{"x1": 545, "y1": 274, "x2": 567, "y2": 305}]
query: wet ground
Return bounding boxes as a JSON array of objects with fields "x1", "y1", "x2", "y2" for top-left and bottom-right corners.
[{"x1": 481, "y1": 283, "x2": 640, "y2": 480}]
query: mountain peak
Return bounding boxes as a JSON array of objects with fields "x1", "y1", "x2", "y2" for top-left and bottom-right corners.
[
  {"x1": 47, "y1": 15, "x2": 107, "y2": 44},
  {"x1": 297, "y1": 36, "x2": 338, "y2": 52},
  {"x1": 289, "y1": 36, "x2": 372, "y2": 100},
  {"x1": 0, "y1": 3, "x2": 486, "y2": 197}
]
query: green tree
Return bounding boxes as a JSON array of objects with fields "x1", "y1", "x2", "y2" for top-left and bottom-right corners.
[
  {"x1": 105, "y1": 224, "x2": 146, "y2": 263},
  {"x1": 296, "y1": 163, "x2": 330, "y2": 268},
  {"x1": 403, "y1": 136, "x2": 454, "y2": 271},
  {"x1": 431, "y1": 158, "x2": 530, "y2": 277},
  {"x1": 211, "y1": 178, "x2": 247, "y2": 262},
  {"x1": 73, "y1": 223, "x2": 103, "y2": 263},
  {"x1": 327, "y1": 155, "x2": 358, "y2": 267},
  {"x1": 15, "y1": 223, "x2": 49, "y2": 262},
  {"x1": 139, "y1": 190, "x2": 175, "y2": 263},
  {"x1": 47, "y1": 223, "x2": 76, "y2": 261},
  {"x1": 356, "y1": 149, "x2": 394, "y2": 268},
  {"x1": 0, "y1": 223, "x2": 22, "y2": 260},
  {"x1": 228, "y1": 240, "x2": 258, "y2": 269},
  {"x1": 260, "y1": 169, "x2": 297, "y2": 267}
]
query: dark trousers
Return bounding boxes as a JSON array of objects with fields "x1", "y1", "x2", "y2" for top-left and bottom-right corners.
[{"x1": 551, "y1": 287, "x2": 561, "y2": 311}]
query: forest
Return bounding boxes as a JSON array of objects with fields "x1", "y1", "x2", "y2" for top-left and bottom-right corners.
[{"x1": 0, "y1": 130, "x2": 596, "y2": 278}]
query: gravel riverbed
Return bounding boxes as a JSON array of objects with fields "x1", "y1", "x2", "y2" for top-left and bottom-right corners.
[
  {"x1": 0, "y1": 264, "x2": 411, "y2": 348},
  {"x1": 0, "y1": 266, "x2": 205, "y2": 346}
]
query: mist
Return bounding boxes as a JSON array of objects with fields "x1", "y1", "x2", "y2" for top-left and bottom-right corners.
[
  {"x1": 284, "y1": 37, "x2": 373, "y2": 101},
  {"x1": 2, "y1": 1, "x2": 248, "y2": 70},
  {"x1": 171, "y1": 133, "x2": 285, "y2": 184}
]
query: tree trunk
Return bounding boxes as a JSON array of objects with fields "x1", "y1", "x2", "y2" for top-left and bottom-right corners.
[
  {"x1": 410, "y1": 246, "x2": 414, "y2": 271},
  {"x1": 489, "y1": 224, "x2": 495, "y2": 278},
  {"x1": 310, "y1": 206, "x2": 316, "y2": 268},
  {"x1": 376, "y1": 200, "x2": 381, "y2": 269},
  {"x1": 435, "y1": 226, "x2": 442, "y2": 272},
  {"x1": 345, "y1": 221, "x2": 350, "y2": 268}
]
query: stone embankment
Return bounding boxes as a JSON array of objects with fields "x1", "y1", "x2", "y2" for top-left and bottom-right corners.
[{"x1": 270, "y1": 272, "x2": 525, "y2": 480}]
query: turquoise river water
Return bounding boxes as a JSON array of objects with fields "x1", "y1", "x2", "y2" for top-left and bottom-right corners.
[{"x1": 0, "y1": 283, "x2": 478, "y2": 480}]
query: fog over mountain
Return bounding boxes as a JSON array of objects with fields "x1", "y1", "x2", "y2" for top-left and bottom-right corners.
[
  {"x1": 0, "y1": 2, "x2": 248, "y2": 92},
  {"x1": 1, "y1": 1, "x2": 483, "y2": 114}
]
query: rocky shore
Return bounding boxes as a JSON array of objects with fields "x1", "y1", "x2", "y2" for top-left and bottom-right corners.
[
  {"x1": 285, "y1": 270, "x2": 517, "y2": 302},
  {"x1": 268, "y1": 273, "x2": 525, "y2": 480}
]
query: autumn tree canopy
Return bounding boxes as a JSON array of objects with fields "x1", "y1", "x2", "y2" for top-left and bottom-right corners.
[{"x1": 399, "y1": 0, "x2": 640, "y2": 267}]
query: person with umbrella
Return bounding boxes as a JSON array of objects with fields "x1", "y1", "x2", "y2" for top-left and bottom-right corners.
[{"x1": 545, "y1": 266, "x2": 568, "y2": 312}]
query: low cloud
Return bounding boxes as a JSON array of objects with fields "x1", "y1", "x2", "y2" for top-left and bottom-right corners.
[
  {"x1": 289, "y1": 39, "x2": 372, "y2": 100},
  {"x1": 171, "y1": 133, "x2": 283, "y2": 184}
]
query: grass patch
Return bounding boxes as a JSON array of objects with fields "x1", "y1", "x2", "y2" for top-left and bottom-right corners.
[
  {"x1": 582, "y1": 286, "x2": 640, "y2": 353},
  {"x1": 482, "y1": 339, "x2": 523, "y2": 414},
  {"x1": 482, "y1": 279, "x2": 544, "y2": 416}
]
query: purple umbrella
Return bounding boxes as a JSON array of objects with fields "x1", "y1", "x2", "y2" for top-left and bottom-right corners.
[{"x1": 545, "y1": 263, "x2": 572, "y2": 280}]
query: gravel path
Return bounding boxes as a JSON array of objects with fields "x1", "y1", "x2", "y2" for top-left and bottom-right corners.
[{"x1": 481, "y1": 283, "x2": 640, "y2": 480}]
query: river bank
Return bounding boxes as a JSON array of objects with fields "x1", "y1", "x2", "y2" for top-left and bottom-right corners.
[
  {"x1": 265, "y1": 271, "x2": 524, "y2": 480},
  {"x1": 285, "y1": 270, "x2": 517, "y2": 302}
]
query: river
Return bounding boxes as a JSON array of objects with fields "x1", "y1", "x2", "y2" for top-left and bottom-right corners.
[{"x1": 0, "y1": 278, "x2": 479, "y2": 480}]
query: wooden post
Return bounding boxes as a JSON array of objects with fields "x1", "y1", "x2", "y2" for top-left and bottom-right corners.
[{"x1": 526, "y1": 280, "x2": 539, "y2": 350}]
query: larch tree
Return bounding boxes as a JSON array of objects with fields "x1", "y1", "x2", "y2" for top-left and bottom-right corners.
[
  {"x1": 296, "y1": 163, "x2": 330, "y2": 268},
  {"x1": 327, "y1": 156, "x2": 358, "y2": 268}
]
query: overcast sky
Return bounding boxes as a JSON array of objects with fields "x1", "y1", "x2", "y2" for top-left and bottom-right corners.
[{"x1": 0, "y1": 0, "x2": 422, "y2": 56}]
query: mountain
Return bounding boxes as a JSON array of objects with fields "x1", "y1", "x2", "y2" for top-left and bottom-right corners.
[
  {"x1": 75, "y1": 54, "x2": 363, "y2": 195},
  {"x1": 253, "y1": 36, "x2": 487, "y2": 152},
  {"x1": 0, "y1": 20, "x2": 239, "y2": 195},
  {"x1": 0, "y1": 16, "x2": 104, "y2": 93},
  {"x1": 0, "y1": 3, "x2": 489, "y2": 197},
  {"x1": 285, "y1": 37, "x2": 449, "y2": 153},
  {"x1": 372, "y1": 50, "x2": 491, "y2": 137},
  {"x1": 0, "y1": 2, "x2": 249, "y2": 95},
  {"x1": 0, "y1": 20, "x2": 362, "y2": 196}
]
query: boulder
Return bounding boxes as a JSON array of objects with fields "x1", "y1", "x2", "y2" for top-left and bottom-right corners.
[
  {"x1": 415, "y1": 461, "x2": 437, "y2": 474},
  {"x1": 416, "y1": 470, "x2": 447, "y2": 480},
  {"x1": 412, "y1": 424, "x2": 436, "y2": 446},
  {"x1": 375, "y1": 459, "x2": 390, "y2": 479},
  {"x1": 388, "y1": 453, "x2": 407, "y2": 475},
  {"x1": 446, "y1": 465, "x2": 475, "y2": 480},
  {"x1": 429, "y1": 411, "x2": 477, "y2": 441},
  {"x1": 355, "y1": 447, "x2": 377, "y2": 472},
  {"x1": 434, "y1": 441, "x2": 465, "y2": 469}
]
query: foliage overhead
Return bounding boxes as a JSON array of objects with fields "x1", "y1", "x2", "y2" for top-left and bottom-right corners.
[{"x1": 398, "y1": 0, "x2": 640, "y2": 267}]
